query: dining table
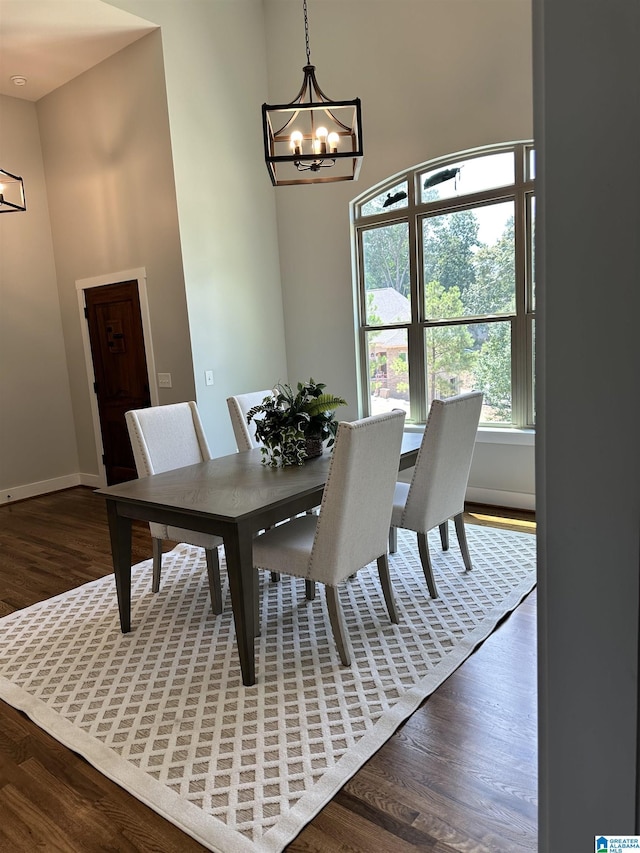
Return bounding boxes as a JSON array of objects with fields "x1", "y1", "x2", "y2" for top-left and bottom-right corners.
[{"x1": 97, "y1": 431, "x2": 422, "y2": 687}]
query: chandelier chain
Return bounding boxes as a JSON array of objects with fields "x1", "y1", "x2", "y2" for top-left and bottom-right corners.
[{"x1": 303, "y1": 0, "x2": 311, "y2": 66}]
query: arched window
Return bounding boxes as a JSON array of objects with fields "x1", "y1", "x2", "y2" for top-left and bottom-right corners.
[{"x1": 352, "y1": 142, "x2": 535, "y2": 428}]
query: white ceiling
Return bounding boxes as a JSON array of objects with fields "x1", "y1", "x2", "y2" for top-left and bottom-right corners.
[{"x1": 0, "y1": 0, "x2": 157, "y2": 102}]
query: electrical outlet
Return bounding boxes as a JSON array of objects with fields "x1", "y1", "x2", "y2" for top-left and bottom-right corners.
[
  {"x1": 205, "y1": 370, "x2": 214, "y2": 386},
  {"x1": 158, "y1": 372, "x2": 172, "y2": 388}
]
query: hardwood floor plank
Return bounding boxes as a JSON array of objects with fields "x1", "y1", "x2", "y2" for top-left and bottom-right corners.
[
  {"x1": 0, "y1": 784, "x2": 83, "y2": 852},
  {"x1": 290, "y1": 799, "x2": 438, "y2": 852},
  {"x1": 341, "y1": 737, "x2": 535, "y2": 853},
  {"x1": 0, "y1": 487, "x2": 537, "y2": 851},
  {"x1": 14, "y1": 757, "x2": 123, "y2": 850}
]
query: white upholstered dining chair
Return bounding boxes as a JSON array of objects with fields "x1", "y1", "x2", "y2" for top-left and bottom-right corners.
[
  {"x1": 226, "y1": 389, "x2": 273, "y2": 451},
  {"x1": 389, "y1": 391, "x2": 483, "y2": 599},
  {"x1": 125, "y1": 402, "x2": 224, "y2": 614},
  {"x1": 253, "y1": 409, "x2": 406, "y2": 666}
]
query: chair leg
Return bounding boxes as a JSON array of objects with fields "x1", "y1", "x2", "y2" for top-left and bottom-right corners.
[
  {"x1": 254, "y1": 568, "x2": 261, "y2": 637},
  {"x1": 152, "y1": 538, "x2": 162, "y2": 592},
  {"x1": 205, "y1": 547, "x2": 223, "y2": 615},
  {"x1": 454, "y1": 512, "x2": 473, "y2": 572},
  {"x1": 305, "y1": 579, "x2": 316, "y2": 600},
  {"x1": 417, "y1": 532, "x2": 439, "y2": 598},
  {"x1": 325, "y1": 586, "x2": 350, "y2": 666},
  {"x1": 261, "y1": 528, "x2": 280, "y2": 582},
  {"x1": 376, "y1": 554, "x2": 398, "y2": 624},
  {"x1": 389, "y1": 526, "x2": 398, "y2": 554},
  {"x1": 439, "y1": 521, "x2": 449, "y2": 551}
]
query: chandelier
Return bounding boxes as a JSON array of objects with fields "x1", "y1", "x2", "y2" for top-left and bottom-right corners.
[
  {"x1": 0, "y1": 169, "x2": 26, "y2": 212},
  {"x1": 261, "y1": 0, "x2": 363, "y2": 186}
]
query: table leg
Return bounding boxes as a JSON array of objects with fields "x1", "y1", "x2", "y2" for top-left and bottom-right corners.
[
  {"x1": 223, "y1": 526, "x2": 256, "y2": 686},
  {"x1": 106, "y1": 499, "x2": 132, "y2": 633}
]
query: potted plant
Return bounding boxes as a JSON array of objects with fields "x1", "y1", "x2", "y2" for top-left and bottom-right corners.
[{"x1": 247, "y1": 379, "x2": 347, "y2": 467}]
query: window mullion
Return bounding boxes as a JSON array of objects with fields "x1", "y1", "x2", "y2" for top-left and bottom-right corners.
[
  {"x1": 510, "y1": 168, "x2": 528, "y2": 427},
  {"x1": 408, "y1": 212, "x2": 425, "y2": 422},
  {"x1": 355, "y1": 226, "x2": 373, "y2": 416}
]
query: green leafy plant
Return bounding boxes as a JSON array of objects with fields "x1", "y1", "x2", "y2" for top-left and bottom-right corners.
[{"x1": 247, "y1": 379, "x2": 347, "y2": 467}]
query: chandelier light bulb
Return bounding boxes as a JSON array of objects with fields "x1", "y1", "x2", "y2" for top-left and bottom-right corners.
[
  {"x1": 327, "y1": 132, "x2": 339, "y2": 154},
  {"x1": 290, "y1": 130, "x2": 303, "y2": 156},
  {"x1": 315, "y1": 126, "x2": 328, "y2": 155}
]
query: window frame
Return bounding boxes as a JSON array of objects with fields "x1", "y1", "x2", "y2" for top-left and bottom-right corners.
[{"x1": 352, "y1": 141, "x2": 536, "y2": 428}]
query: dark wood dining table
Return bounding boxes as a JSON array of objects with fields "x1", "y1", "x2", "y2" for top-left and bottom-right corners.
[{"x1": 97, "y1": 431, "x2": 421, "y2": 686}]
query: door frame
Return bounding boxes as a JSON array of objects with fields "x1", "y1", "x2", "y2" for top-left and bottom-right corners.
[{"x1": 76, "y1": 267, "x2": 158, "y2": 487}]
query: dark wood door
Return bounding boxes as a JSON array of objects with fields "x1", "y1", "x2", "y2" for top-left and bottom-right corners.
[{"x1": 85, "y1": 280, "x2": 151, "y2": 485}]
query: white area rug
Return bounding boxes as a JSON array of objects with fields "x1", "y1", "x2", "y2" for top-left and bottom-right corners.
[{"x1": 0, "y1": 525, "x2": 536, "y2": 852}]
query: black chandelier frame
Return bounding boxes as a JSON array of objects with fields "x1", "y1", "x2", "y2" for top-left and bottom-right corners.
[{"x1": 261, "y1": 0, "x2": 363, "y2": 187}]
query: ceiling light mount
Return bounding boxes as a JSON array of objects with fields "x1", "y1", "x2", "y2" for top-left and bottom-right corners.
[
  {"x1": 261, "y1": 0, "x2": 363, "y2": 186},
  {"x1": 10, "y1": 75, "x2": 27, "y2": 87}
]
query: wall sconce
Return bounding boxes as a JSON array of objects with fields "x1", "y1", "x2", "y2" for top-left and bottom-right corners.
[
  {"x1": 0, "y1": 169, "x2": 26, "y2": 212},
  {"x1": 261, "y1": 0, "x2": 363, "y2": 186}
]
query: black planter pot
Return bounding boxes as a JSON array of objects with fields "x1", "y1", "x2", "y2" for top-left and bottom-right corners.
[{"x1": 304, "y1": 435, "x2": 323, "y2": 459}]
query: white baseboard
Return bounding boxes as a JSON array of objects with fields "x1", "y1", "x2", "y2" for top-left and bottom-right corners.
[
  {"x1": 466, "y1": 486, "x2": 535, "y2": 512},
  {"x1": 79, "y1": 473, "x2": 103, "y2": 489},
  {"x1": 0, "y1": 472, "x2": 103, "y2": 504},
  {"x1": 398, "y1": 471, "x2": 536, "y2": 513}
]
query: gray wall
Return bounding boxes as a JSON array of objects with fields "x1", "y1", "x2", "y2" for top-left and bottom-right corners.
[
  {"x1": 1, "y1": 2, "x2": 287, "y2": 497},
  {"x1": 37, "y1": 31, "x2": 196, "y2": 478},
  {"x1": 535, "y1": 0, "x2": 640, "y2": 846},
  {"x1": 0, "y1": 94, "x2": 79, "y2": 497},
  {"x1": 112, "y1": 0, "x2": 288, "y2": 455},
  {"x1": 37, "y1": 11, "x2": 288, "y2": 470}
]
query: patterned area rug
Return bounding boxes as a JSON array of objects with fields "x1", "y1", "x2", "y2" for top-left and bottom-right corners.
[{"x1": 0, "y1": 524, "x2": 536, "y2": 852}]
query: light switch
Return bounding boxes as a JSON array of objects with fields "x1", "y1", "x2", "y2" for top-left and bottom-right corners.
[
  {"x1": 205, "y1": 370, "x2": 214, "y2": 386},
  {"x1": 158, "y1": 372, "x2": 172, "y2": 388}
]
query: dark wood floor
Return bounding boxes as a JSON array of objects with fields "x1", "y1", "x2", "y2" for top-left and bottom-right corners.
[{"x1": 0, "y1": 488, "x2": 537, "y2": 852}]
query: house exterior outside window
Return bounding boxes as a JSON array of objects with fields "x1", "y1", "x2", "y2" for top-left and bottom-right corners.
[{"x1": 352, "y1": 141, "x2": 535, "y2": 428}]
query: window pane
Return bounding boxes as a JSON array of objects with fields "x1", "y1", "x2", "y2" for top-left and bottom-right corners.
[
  {"x1": 367, "y1": 328, "x2": 410, "y2": 416},
  {"x1": 529, "y1": 195, "x2": 536, "y2": 309},
  {"x1": 363, "y1": 223, "x2": 410, "y2": 324},
  {"x1": 361, "y1": 181, "x2": 409, "y2": 216},
  {"x1": 425, "y1": 321, "x2": 512, "y2": 424},
  {"x1": 531, "y1": 319, "x2": 536, "y2": 423},
  {"x1": 420, "y1": 152, "x2": 514, "y2": 204},
  {"x1": 423, "y1": 201, "x2": 515, "y2": 319},
  {"x1": 528, "y1": 148, "x2": 536, "y2": 180}
]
